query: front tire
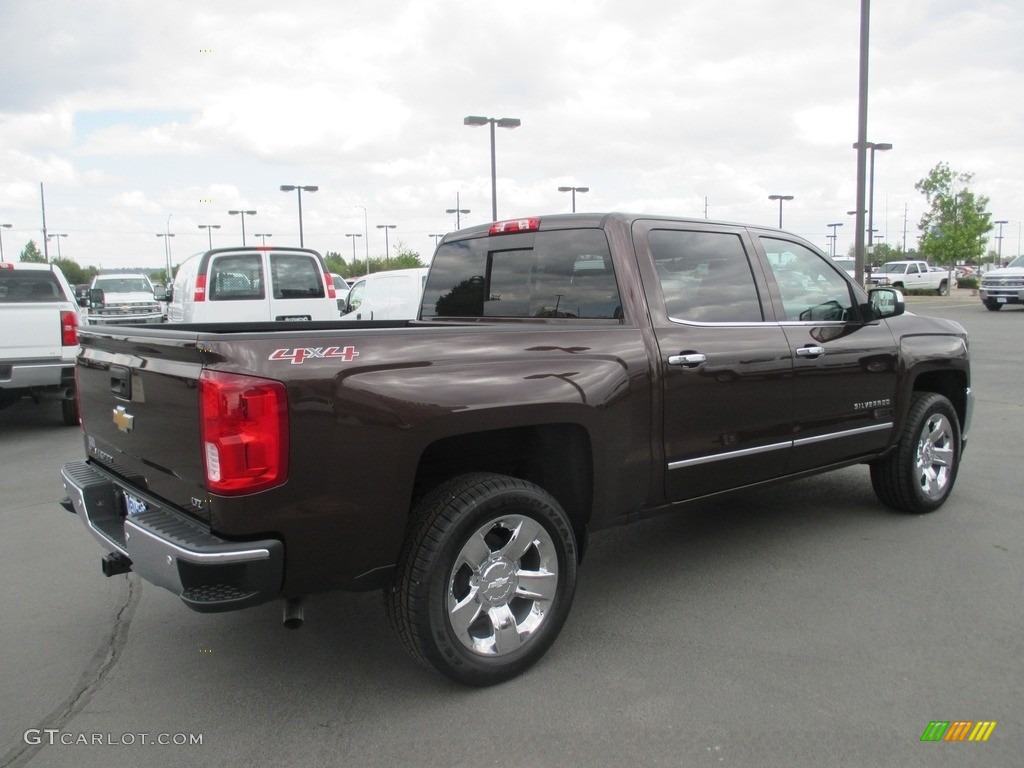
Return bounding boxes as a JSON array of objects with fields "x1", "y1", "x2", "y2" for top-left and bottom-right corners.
[
  {"x1": 387, "y1": 473, "x2": 578, "y2": 686},
  {"x1": 984, "y1": 299, "x2": 1002, "y2": 311},
  {"x1": 870, "y1": 392, "x2": 962, "y2": 513}
]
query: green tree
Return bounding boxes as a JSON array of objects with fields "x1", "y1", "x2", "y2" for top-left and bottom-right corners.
[
  {"x1": 915, "y1": 163, "x2": 993, "y2": 267},
  {"x1": 323, "y1": 251, "x2": 347, "y2": 274},
  {"x1": 19, "y1": 240, "x2": 45, "y2": 263},
  {"x1": 334, "y1": 241, "x2": 425, "y2": 279},
  {"x1": 51, "y1": 257, "x2": 94, "y2": 285}
]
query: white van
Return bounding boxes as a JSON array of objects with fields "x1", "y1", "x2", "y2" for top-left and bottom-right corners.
[
  {"x1": 340, "y1": 268, "x2": 429, "y2": 321},
  {"x1": 168, "y1": 247, "x2": 339, "y2": 323}
]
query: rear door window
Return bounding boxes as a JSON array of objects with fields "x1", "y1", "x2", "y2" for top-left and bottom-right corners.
[
  {"x1": 270, "y1": 253, "x2": 325, "y2": 299},
  {"x1": 208, "y1": 254, "x2": 265, "y2": 301}
]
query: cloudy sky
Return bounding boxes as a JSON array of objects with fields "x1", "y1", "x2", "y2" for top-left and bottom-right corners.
[{"x1": 1, "y1": 0, "x2": 1022, "y2": 271}]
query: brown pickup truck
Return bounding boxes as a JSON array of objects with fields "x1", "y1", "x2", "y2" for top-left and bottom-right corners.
[{"x1": 61, "y1": 213, "x2": 973, "y2": 685}]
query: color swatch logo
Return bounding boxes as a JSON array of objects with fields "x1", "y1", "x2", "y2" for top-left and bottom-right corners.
[{"x1": 921, "y1": 721, "x2": 997, "y2": 742}]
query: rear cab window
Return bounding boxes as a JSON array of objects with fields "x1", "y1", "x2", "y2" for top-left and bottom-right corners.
[
  {"x1": 0, "y1": 270, "x2": 66, "y2": 302},
  {"x1": 422, "y1": 228, "x2": 623, "y2": 320},
  {"x1": 208, "y1": 254, "x2": 265, "y2": 301}
]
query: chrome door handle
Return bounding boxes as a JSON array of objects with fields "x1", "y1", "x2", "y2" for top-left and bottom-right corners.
[
  {"x1": 795, "y1": 346, "x2": 825, "y2": 358},
  {"x1": 667, "y1": 353, "x2": 707, "y2": 368}
]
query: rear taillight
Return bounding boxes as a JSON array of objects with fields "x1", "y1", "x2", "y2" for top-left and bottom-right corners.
[
  {"x1": 193, "y1": 273, "x2": 207, "y2": 302},
  {"x1": 325, "y1": 272, "x2": 336, "y2": 299},
  {"x1": 199, "y1": 370, "x2": 289, "y2": 495},
  {"x1": 60, "y1": 310, "x2": 78, "y2": 346},
  {"x1": 489, "y1": 218, "x2": 541, "y2": 235}
]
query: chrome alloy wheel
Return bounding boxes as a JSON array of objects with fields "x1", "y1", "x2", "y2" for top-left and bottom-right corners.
[
  {"x1": 447, "y1": 514, "x2": 559, "y2": 657},
  {"x1": 915, "y1": 411, "x2": 955, "y2": 499}
]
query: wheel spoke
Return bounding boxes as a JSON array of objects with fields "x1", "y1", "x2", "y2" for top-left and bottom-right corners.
[
  {"x1": 488, "y1": 605, "x2": 523, "y2": 654},
  {"x1": 932, "y1": 445, "x2": 955, "y2": 468},
  {"x1": 448, "y1": 592, "x2": 483, "y2": 638},
  {"x1": 456, "y1": 531, "x2": 492, "y2": 571},
  {"x1": 515, "y1": 568, "x2": 558, "y2": 602},
  {"x1": 498, "y1": 517, "x2": 543, "y2": 561}
]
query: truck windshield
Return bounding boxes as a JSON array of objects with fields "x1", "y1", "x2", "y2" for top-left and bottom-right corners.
[{"x1": 95, "y1": 278, "x2": 152, "y2": 292}]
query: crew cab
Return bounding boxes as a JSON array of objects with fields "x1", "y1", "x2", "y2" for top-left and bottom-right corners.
[
  {"x1": 0, "y1": 262, "x2": 80, "y2": 424},
  {"x1": 60, "y1": 213, "x2": 973, "y2": 686},
  {"x1": 866, "y1": 260, "x2": 949, "y2": 295},
  {"x1": 979, "y1": 254, "x2": 1024, "y2": 310}
]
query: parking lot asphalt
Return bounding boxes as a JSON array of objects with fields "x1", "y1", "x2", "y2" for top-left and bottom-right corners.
[{"x1": 2, "y1": 299, "x2": 1021, "y2": 768}]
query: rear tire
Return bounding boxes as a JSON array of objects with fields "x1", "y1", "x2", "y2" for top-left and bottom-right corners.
[
  {"x1": 870, "y1": 392, "x2": 961, "y2": 513},
  {"x1": 386, "y1": 473, "x2": 578, "y2": 686},
  {"x1": 937, "y1": 280, "x2": 948, "y2": 296}
]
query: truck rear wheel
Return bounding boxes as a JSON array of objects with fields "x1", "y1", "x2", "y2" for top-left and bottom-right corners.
[
  {"x1": 386, "y1": 473, "x2": 578, "y2": 686},
  {"x1": 870, "y1": 392, "x2": 961, "y2": 513},
  {"x1": 937, "y1": 280, "x2": 948, "y2": 296},
  {"x1": 61, "y1": 397, "x2": 80, "y2": 426}
]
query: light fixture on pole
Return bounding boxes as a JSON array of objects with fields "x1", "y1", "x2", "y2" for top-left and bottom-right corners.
[
  {"x1": 1, "y1": 223, "x2": 13, "y2": 262},
  {"x1": 827, "y1": 222, "x2": 844, "y2": 258},
  {"x1": 376, "y1": 224, "x2": 396, "y2": 268},
  {"x1": 354, "y1": 205, "x2": 370, "y2": 275},
  {"x1": 429, "y1": 233, "x2": 445, "y2": 246},
  {"x1": 228, "y1": 209, "x2": 257, "y2": 245},
  {"x1": 156, "y1": 232, "x2": 175, "y2": 280},
  {"x1": 557, "y1": 185, "x2": 589, "y2": 212},
  {"x1": 279, "y1": 185, "x2": 318, "y2": 246},
  {"x1": 198, "y1": 224, "x2": 221, "y2": 250},
  {"x1": 345, "y1": 233, "x2": 362, "y2": 264},
  {"x1": 446, "y1": 191, "x2": 470, "y2": 229},
  {"x1": 995, "y1": 219, "x2": 1009, "y2": 268},
  {"x1": 853, "y1": 141, "x2": 893, "y2": 251},
  {"x1": 47, "y1": 233, "x2": 68, "y2": 259},
  {"x1": 254, "y1": 233, "x2": 273, "y2": 246},
  {"x1": 768, "y1": 194, "x2": 794, "y2": 228},
  {"x1": 464, "y1": 115, "x2": 521, "y2": 222}
]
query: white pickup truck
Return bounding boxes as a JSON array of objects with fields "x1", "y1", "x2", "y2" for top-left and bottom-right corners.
[
  {"x1": 0, "y1": 262, "x2": 81, "y2": 424},
  {"x1": 867, "y1": 260, "x2": 950, "y2": 295}
]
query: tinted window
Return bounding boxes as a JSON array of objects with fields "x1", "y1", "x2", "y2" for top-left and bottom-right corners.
[
  {"x1": 424, "y1": 229, "x2": 622, "y2": 320},
  {"x1": 760, "y1": 237, "x2": 854, "y2": 322},
  {"x1": 270, "y1": 254, "x2": 325, "y2": 299},
  {"x1": 648, "y1": 230, "x2": 763, "y2": 323},
  {"x1": 0, "y1": 271, "x2": 64, "y2": 302},
  {"x1": 93, "y1": 277, "x2": 152, "y2": 293},
  {"x1": 208, "y1": 254, "x2": 265, "y2": 301}
]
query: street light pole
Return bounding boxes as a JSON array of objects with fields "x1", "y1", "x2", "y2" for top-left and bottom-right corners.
[
  {"x1": 827, "y1": 222, "x2": 844, "y2": 258},
  {"x1": 994, "y1": 219, "x2": 1009, "y2": 268},
  {"x1": 280, "y1": 185, "x2": 318, "y2": 247},
  {"x1": 47, "y1": 233, "x2": 68, "y2": 259},
  {"x1": 228, "y1": 209, "x2": 257, "y2": 246},
  {"x1": 355, "y1": 205, "x2": 369, "y2": 275},
  {"x1": 156, "y1": 233, "x2": 175, "y2": 280},
  {"x1": 345, "y1": 233, "x2": 362, "y2": 264},
  {"x1": 429, "y1": 233, "x2": 445, "y2": 247},
  {"x1": 254, "y1": 233, "x2": 273, "y2": 246},
  {"x1": 768, "y1": 194, "x2": 794, "y2": 228},
  {"x1": 557, "y1": 185, "x2": 589, "y2": 213},
  {"x1": 198, "y1": 224, "x2": 221, "y2": 250},
  {"x1": 376, "y1": 224, "x2": 396, "y2": 268},
  {"x1": 464, "y1": 115, "x2": 521, "y2": 221},
  {"x1": 853, "y1": 141, "x2": 892, "y2": 253},
  {"x1": 0, "y1": 223, "x2": 10, "y2": 262},
  {"x1": 446, "y1": 191, "x2": 470, "y2": 229}
]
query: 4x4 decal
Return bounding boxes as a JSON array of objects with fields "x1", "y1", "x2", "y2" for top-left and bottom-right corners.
[{"x1": 269, "y1": 346, "x2": 359, "y2": 365}]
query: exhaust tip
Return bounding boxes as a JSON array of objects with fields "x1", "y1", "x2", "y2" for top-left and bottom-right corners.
[{"x1": 283, "y1": 597, "x2": 304, "y2": 629}]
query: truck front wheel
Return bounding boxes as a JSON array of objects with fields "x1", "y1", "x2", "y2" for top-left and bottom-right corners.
[
  {"x1": 870, "y1": 392, "x2": 962, "y2": 513},
  {"x1": 386, "y1": 473, "x2": 578, "y2": 686}
]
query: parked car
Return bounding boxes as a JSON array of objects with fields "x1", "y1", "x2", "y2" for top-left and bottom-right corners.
[
  {"x1": 0, "y1": 262, "x2": 80, "y2": 424},
  {"x1": 168, "y1": 247, "x2": 338, "y2": 323},
  {"x1": 340, "y1": 267, "x2": 429, "y2": 321},
  {"x1": 866, "y1": 260, "x2": 949, "y2": 295}
]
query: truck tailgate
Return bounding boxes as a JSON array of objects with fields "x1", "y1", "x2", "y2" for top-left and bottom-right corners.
[
  {"x1": 0, "y1": 305, "x2": 64, "y2": 361},
  {"x1": 76, "y1": 328, "x2": 210, "y2": 523}
]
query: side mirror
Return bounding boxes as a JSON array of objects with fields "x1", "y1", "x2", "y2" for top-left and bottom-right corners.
[
  {"x1": 867, "y1": 287, "x2": 904, "y2": 320},
  {"x1": 156, "y1": 286, "x2": 172, "y2": 301},
  {"x1": 89, "y1": 288, "x2": 105, "y2": 309}
]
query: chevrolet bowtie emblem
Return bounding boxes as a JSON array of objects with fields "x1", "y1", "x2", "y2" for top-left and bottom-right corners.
[{"x1": 113, "y1": 405, "x2": 134, "y2": 433}]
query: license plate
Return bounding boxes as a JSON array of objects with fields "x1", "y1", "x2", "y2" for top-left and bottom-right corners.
[
  {"x1": 123, "y1": 491, "x2": 148, "y2": 517},
  {"x1": 276, "y1": 315, "x2": 312, "y2": 322},
  {"x1": 998, "y1": 298, "x2": 1007, "y2": 303}
]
